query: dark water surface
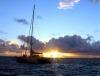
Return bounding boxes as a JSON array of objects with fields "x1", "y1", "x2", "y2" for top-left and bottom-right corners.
[{"x1": 0, "y1": 56, "x2": 100, "y2": 76}]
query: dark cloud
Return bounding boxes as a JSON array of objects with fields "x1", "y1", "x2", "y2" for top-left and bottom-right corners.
[
  {"x1": 37, "y1": 16, "x2": 42, "y2": 19},
  {"x1": 93, "y1": 29, "x2": 100, "y2": 34},
  {"x1": 91, "y1": 0, "x2": 100, "y2": 4},
  {"x1": 46, "y1": 35, "x2": 100, "y2": 54},
  {"x1": 0, "y1": 30, "x2": 7, "y2": 34},
  {"x1": 51, "y1": 33, "x2": 60, "y2": 36},
  {"x1": 0, "y1": 39, "x2": 19, "y2": 53},
  {"x1": 18, "y1": 35, "x2": 44, "y2": 52},
  {"x1": 0, "y1": 34, "x2": 100, "y2": 55},
  {"x1": 17, "y1": 34, "x2": 100, "y2": 54},
  {"x1": 14, "y1": 18, "x2": 29, "y2": 25}
]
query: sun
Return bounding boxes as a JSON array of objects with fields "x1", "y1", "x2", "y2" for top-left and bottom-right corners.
[
  {"x1": 43, "y1": 50, "x2": 62, "y2": 58},
  {"x1": 48, "y1": 51, "x2": 59, "y2": 58},
  {"x1": 42, "y1": 50, "x2": 79, "y2": 58}
]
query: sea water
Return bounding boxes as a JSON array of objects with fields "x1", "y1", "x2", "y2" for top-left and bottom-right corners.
[{"x1": 0, "y1": 56, "x2": 100, "y2": 76}]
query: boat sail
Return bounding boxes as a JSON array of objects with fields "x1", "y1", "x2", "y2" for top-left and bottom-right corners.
[{"x1": 16, "y1": 5, "x2": 52, "y2": 64}]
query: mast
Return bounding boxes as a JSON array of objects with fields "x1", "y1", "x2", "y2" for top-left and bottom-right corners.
[{"x1": 30, "y1": 5, "x2": 35, "y2": 56}]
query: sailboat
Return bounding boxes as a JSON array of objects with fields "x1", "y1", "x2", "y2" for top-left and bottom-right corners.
[{"x1": 16, "y1": 5, "x2": 52, "y2": 64}]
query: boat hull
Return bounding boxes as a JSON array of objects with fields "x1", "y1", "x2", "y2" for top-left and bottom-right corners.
[{"x1": 16, "y1": 56, "x2": 53, "y2": 64}]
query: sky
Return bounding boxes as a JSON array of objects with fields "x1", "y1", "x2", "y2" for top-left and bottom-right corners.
[{"x1": 0, "y1": 0, "x2": 100, "y2": 42}]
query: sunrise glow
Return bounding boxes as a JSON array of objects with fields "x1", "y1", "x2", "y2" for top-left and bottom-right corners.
[
  {"x1": 9, "y1": 39, "x2": 19, "y2": 45},
  {"x1": 1, "y1": 51, "x2": 18, "y2": 56},
  {"x1": 42, "y1": 50, "x2": 80, "y2": 58},
  {"x1": 43, "y1": 50, "x2": 61, "y2": 58}
]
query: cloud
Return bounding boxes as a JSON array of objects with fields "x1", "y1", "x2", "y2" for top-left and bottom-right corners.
[
  {"x1": 46, "y1": 35, "x2": 100, "y2": 54},
  {"x1": 91, "y1": 0, "x2": 100, "y2": 4},
  {"x1": 0, "y1": 30, "x2": 7, "y2": 34},
  {"x1": 37, "y1": 16, "x2": 42, "y2": 19},
  {"x1": 17, "y1": 34, "x2": 100, "y2": 54},
  {"x1": 58, "y1": 0, "x2": 80, "y2": 9},
  {"x1": 51, "y1": 33, "x2": 60, "y2": 36},
  {"x1": 0, "y1": 39, "x2": 19, "y2": 53},
  {"x1": 14, "y1": 18, "x2": 29, "y2": 25},
  {"x1": 1, "y1": 34, "x2": 100, "y2": 56},
  {"x1": 18, "y1": 35, "x2": 45, "y2": 52}
]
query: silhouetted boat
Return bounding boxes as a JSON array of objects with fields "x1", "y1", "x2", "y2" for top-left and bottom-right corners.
[
  {"x1": 16, "y1": 5, "x2": 52, "y2": 64},
  {"x1": 16, "y1": 54, "x2": 52, "y2": 64}
]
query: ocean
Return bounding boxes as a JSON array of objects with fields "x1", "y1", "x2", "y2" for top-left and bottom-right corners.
[{"x1": 0, "y1": 56, "x2": 100, "y2": 76}]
